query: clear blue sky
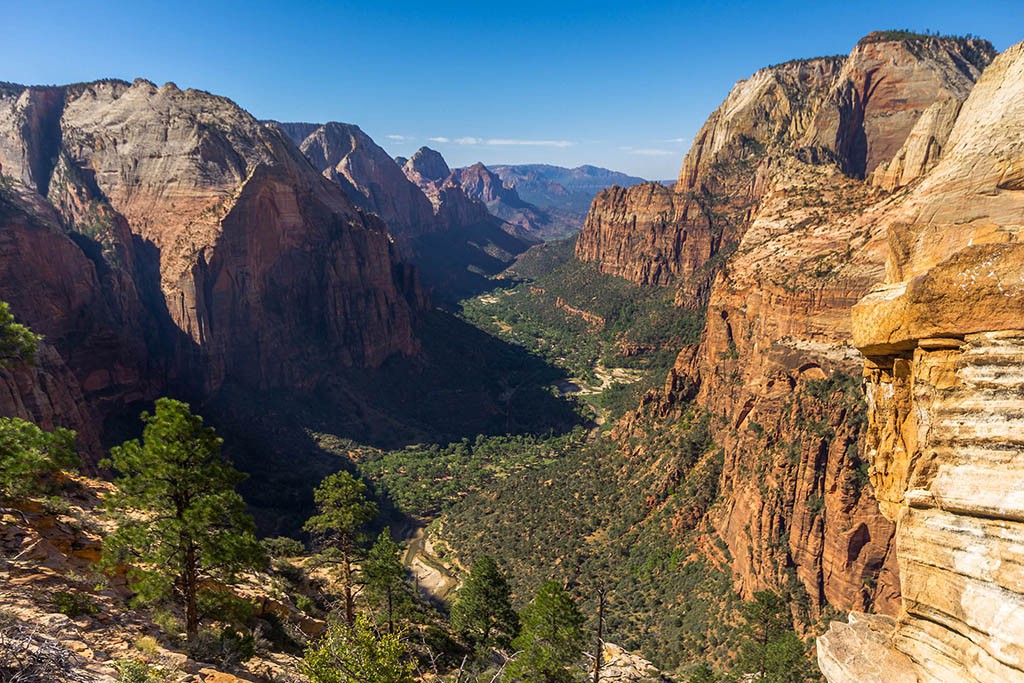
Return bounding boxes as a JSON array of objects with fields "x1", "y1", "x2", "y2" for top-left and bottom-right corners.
[{"x1": 4, "y1": 1, "x2": 1021, "y2": 178}]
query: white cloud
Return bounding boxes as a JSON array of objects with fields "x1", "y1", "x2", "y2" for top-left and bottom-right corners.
[
  {"x1": 665, "y1": 137, "x2": 688, "y2": 143},
  {"x1": 385, "y1": 134, "x2": 408, "y2": 141},
  {"x1": 485, "y1": 138, "x2": 575, "y2": 148},
  {"x1": 629, "y1": 148, "x2": 675, "y2": 157},
  {"x1": 440, "y1": 137, "x2": 576, "y2": 148}
]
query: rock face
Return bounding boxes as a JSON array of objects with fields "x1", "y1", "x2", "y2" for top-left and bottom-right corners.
[
  {"x1": 452, "y1": 162, "x2": 549, "y2": 237},
  {"x1": 0, "y1": 79, "x2": 420, "y2": 456},
  {"x1": 276, "y1": 121, "x2": 438, "y2": 239},
  {"x1": 599, "y1": 34, "x2": 997, "y2": 627},
  {"x1": 577, "y1": 55, "x2": 845, "y2": 294},
  {"x1": 576, "y1": 35, "x2": 994, "y2": 298},
  {"x1": 280, "y1": 132, "x2": 535, "y2": 301},
  {"x1": 820, "y1": 39, "x2": 1024, "y2": 683}
]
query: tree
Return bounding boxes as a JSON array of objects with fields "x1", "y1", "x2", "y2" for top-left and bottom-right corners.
[
  {"x1": 304, "y1": 471, "x2": 377, "y2": 626},
  {"x1": 507, "y1": 581, "x2": 585, "y2": 683},
  {"x1": 687, "y1": 663, "x2": 718, "y2": 683},
  {"x1": 763, "y1": 631, "x2": 818, "y2": 683},
  {"x1": 101, "y1": 398, "x2": 263, "y2": 639},
  {"x1": 450, "y1": 555, "x2": 519, "y2": 650},
  {"x1": 301, "y1": 614, "x2": 414, "y2": 683},
  {"x1": 0, "y1": 301, "x2": 40, "y2": 367},
  {"x1": 0, "y1": 418, "x2": 78, "y2": 501},
  {"x1": 737, "y1": 590, "x2": 816, "y2": 682},
  {"x1": 364, "y1": 530, "x2": 407, "y2": 634}
]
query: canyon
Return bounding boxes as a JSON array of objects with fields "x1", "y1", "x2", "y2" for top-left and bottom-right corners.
[
  {"x1": 0, "y1": 79, "x2": 421, "y2": 461},
  {"x1": 0, "y1": 24, "x2": 1022, "y2": 683}
]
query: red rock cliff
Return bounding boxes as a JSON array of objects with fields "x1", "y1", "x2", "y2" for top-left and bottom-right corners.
[
  {"x1": 604, "y1": 34, "x2": 996, "y2": 623},
  {"x1": 0, "y1": 79, "x2": 421, "y2": 451}
]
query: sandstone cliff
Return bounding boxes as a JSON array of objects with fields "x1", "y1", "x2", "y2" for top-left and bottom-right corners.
[
  {"x1": 819, "y1": 39, "x2": 1024, "y2": 683},
  {"x1": 576, "y1": 35, "x2": 995, "y2": 297},
  {"x1": 0, "y1": 79, "x2": 420, "y2": 455},
  {"x1": 452, "y1": 162, "x2": 557, "y2": 239},
  {"x1": 277, "y1": 121, "x2": 438, "y2": 239},
  {"x1": 599, "y1": 34, "x2": 997, "y2": 627},
  {"x1": 277, "y1": 129, "x2": 535, "y2": 300}
]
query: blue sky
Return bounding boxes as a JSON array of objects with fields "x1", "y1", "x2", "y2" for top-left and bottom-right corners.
[{"x1": 4, "y1": 1, "x2": 1022, "y2": 178}]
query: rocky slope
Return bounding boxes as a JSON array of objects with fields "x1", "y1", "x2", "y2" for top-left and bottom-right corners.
[
  {"x1": 576, "y1": 34, "x2": 993, "y2": 298},
  {"x1": 274, "y1": 121, "x2": 438, "y2": 239},
  {"x1": 0, "y1": 79, "x2": 421, "y2": 458},
  {"x1": 276, "y1": 126, "x2": 535, "y2": 300},
  {"x1": 451, "y1": 162, "x2": 556, "y2": 239},
  {"x1": 819, "y1": 38, "x2": 1024, "y2": 683},
  {"x1": 589, "y1": 32, "x2": 998, "y2": 629}
]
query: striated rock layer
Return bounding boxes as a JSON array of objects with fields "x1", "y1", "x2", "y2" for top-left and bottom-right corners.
[
  {"x1": 0, "y1": 79, "x2": 421, "y2": 457},
  {"x1": 820, "y1": 39, "x2": 1024, "y2": 683},
  {"x1": 602, "y1": 34, "x2": 997, "y2": 627}
]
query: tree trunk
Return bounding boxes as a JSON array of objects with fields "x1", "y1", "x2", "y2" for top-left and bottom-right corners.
[
  {"x1": 593, "y1": 586, "x2": 605, "y2": 683},
  {"x1": 342, "y1": 535, "x2": 355, "y2": 626},
  {"x1": 184, "y1": 542, "x2": 199, "y2": 639},
  {"x1": 387, "y1": 584, "x2": 394, "y2": 634}
]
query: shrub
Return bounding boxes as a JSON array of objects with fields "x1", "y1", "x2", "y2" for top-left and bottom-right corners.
[{"x1": 51, "y1": 590, "x2": 98, "y2": 618}]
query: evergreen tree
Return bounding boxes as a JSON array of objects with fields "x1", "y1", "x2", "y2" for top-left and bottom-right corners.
[
  {"x1": 304, "y1": 471, "x2": 377, "y2": 626},
  {"x1": 450, "y1": 554, "x2": 519, "y2": 650},
  {"x1": 0, "y1": 301, "x2": 40, "y2": 367},
  {"x1": 0, "y1": 418, "x2": 78, "y2": 501},
  {"x1": 737, "y1": 590, "x2": 816, "y2": 682},
  {"x1": 302, "y1": 614, "x2": 414, "y2": 683},
  {"x1": 0, "y1": 303, "x2": 76, "y2": 504},
  {"x1": 687, "y1": 663, "x2": 718, "y2": 683},
  {"x1": 101, "y1": 398, "x2": 263, "y2": 639},
  {"x1": 364, "y1": 530, "x2": 407, "y2": 634},
  {"x1": 507, "y1": 581, "x2": 585, "y2": 683}
]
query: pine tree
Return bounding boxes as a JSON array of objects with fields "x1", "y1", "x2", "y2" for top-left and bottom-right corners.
[
  {"x1": 304, "y1": 471, "x2": 377, "y2": 626},
  {"x1": 0, "y1": 418, "x2": 78, "y2": 502},
  {"x1": 101, "y1": 398, "x2": 263, "y2": 639},
  {"x1": 450, "y1": 554, "x2": 519, "y2": 650},
  {"x1": 0, "y1": 301, "x2": 40, "y2": 367},
  {"x1": 737, "y1": 590, "x2": 817, "y2": 682},
  {"x1": 364, "y1": 530, "x2": 407, "y2": 634},
  {"x1": 507, "y1": 581, "x2": 585, "y2": 683}
]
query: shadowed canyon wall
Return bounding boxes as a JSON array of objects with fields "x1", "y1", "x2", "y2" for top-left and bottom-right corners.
[{"x1": 0, "y1": 79, "x2": 421, "y2": 458}]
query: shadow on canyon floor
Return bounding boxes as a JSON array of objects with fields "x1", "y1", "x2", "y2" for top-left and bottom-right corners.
[{"x1": 104, "y1": 309, "x2": 584, "y2": 537}]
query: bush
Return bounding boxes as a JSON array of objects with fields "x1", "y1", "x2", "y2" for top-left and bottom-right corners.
[
  {"x1": 186, "y1": 626, "x2": 255, "y2": 668},
  {"x1": 262, "y1": 536, "x2": 306, "y2": 558},
  {"x1": 114, "y1": 658, "x2": 166, "y2": 683},
  {"x1": 51, "y1": 590, "x2": 98, "y2": 618}
]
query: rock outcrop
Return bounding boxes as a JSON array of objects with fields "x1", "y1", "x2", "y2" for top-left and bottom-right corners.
[
  {"x1": 820, "y1": 39, "x2": 1024, "y2": 683},
  {"x1": 451, "y1": 162, "x2": 553, "y2": 239},
  {"x1": 0, "y1": 79, "x2": 420, "y2": 455},
  {"x1": 281, "y1": 133, "x2": 536, "y2": 300},
  {"x1": 576, "y1": 34, "x2": 995, "y2": 298},
  {"x1": 276, "y1": 121, "x2": 438, "y2": 239},
  {"x1": 600, "y1": 33, "x2": 997, "y2": 627}
]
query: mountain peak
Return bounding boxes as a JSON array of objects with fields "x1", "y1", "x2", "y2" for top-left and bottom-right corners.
[{"x1": 405, "y1": 147, "x2": 451, "y2": 182}]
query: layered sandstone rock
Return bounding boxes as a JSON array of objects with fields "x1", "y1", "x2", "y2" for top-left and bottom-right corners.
[
  {"x1": 0, "y1": 79, "x2": 420, "y2": 450},
  {"x1": 820, "y1": 40, "x2": 1024, "y2": 683},
  {"x1": 603, "y1": 35, "x2": 997, "y2": 625},
  {"x1": 577, "y1": 55, "x2": 845, "y2": 295},
  {"x1": 800, "y1": 33, "x2": 992, "y2": 178},
  {"x1": 577, "y1": 35, "x2": 994, "y2": 297},
  {"x1": 284, "y1": 134, "x2": 534, "y2": 299}
]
